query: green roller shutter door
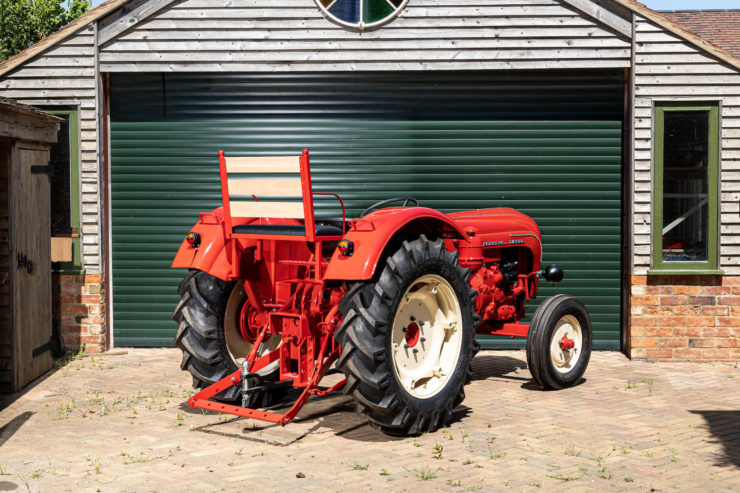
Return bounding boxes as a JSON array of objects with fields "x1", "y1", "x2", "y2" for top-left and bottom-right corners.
[{"x1": 111, "y1": 71, "x2": 624, "y2": 349}]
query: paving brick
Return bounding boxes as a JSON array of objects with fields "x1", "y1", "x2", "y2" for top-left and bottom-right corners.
[{"x1": 0, "y1": 349, "x2": 737, "y2": 492}]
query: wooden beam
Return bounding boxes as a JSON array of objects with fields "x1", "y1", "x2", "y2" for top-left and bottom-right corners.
[
  {"x1": 98, "y1": 0, "x2": 180, "y2": 46},
  {"x1": 561, "y1": 0, "x2": 632, "y2": 38}
]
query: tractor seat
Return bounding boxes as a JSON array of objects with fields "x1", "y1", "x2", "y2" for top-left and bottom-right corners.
[{"x1": 232, "y1": 223, "x2": 342, "y2": 237}]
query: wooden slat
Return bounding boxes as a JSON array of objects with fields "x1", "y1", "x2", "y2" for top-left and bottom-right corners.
[
  {"x1": 230, "y1": 200, "x2": 304, "y2": 219},
  {"x1": 225, "y1": 156, "x2": 299, "y2": 173},
  {"x1": 228, "y1": 178, "x2": 301, "y2": 197}
]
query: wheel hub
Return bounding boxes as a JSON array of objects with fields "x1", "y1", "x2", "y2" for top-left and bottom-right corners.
[
  {"x1": 404, "y1": 322, "x2": 420, "y2": 347},
  {"x1": 550, "y1": 314, "x2": 583, "y2": 374},
  {"x1": 391, "y1": 274, "x2": 463, "y2": 399}
]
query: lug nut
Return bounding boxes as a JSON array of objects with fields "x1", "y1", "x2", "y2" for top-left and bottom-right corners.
[
  {"x1": 410, "y1": 316, "x2": 415, "y2": 321},
  {"x1": 404, "y1": 343, "x2": 409, "y2": 349},
  {"x1": 413, "y1": 348, "x2": 419, "y2": 354},
  {"x1": 419, "y1": 321, "x2": 424, "y2": 327},
  {"x1": 420, "y1": 337, "x2": 426, "y2": 343}
]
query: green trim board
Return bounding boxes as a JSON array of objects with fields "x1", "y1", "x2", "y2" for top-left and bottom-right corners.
[
  {"x1": 44, "y1": 106, "x2": 83, "y2": 274},
  {"x1": 110, "y1": 71, "x2": 624, "y2": 349},
  {"x1": 651, "y1": 102, "x2": 720, "y2": 274}
]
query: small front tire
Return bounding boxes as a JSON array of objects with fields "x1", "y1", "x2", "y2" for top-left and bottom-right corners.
[{"x1": 526, "y1": 294, "x2": 592, "y2": 390}]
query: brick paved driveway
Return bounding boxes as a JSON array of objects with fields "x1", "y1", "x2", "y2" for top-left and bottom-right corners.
[{"x1": 0, "y1": 349, "x2": 738, "y2": 492}]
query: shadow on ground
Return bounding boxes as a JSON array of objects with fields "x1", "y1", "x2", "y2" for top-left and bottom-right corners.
[
  {"x1": 690, "y1": 410, "x2": 740, "y2": 468},
  {"x1": 0, "y1": 412, "x2": 34, "y2": 448}
]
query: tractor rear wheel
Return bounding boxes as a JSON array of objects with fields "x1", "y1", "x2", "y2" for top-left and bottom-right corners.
[
  {"x1": 172, "y1": 270, "x2": 282, "y2": 406},
  {"x1": 526, "y1": 294, "x2": 592, "y2": 390},
  {"x1": 335, "y1": 235, "x2": 479, "y2": 436}
]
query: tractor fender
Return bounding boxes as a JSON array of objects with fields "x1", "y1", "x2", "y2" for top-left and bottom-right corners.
[
  {"x1": 323, "y1": 207, "x2": 469, "y2": 281},
  {"x1": 171, "y1": 209, "x2": 233, "y2": 281}
]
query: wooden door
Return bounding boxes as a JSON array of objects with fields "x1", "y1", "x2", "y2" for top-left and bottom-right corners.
[{"x1": 11, "y1": 145, "x2": 52, "y2": 391}]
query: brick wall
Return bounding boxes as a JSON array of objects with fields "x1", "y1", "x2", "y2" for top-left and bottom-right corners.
[
  {"x1": 630, "y1": 275, "x2": 740, "y2": 361},
  {"x1": 51, "y1": 274, "x2": 106, "y2": 354}
]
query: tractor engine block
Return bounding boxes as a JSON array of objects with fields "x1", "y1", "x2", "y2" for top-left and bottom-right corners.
[{"x1": 469, "y1": 264, "x2": 523, "y2": 323}]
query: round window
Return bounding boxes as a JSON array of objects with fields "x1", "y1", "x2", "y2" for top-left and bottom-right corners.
[{"x1": 316, "y1": 0, "x2": 408, "y2": 30}]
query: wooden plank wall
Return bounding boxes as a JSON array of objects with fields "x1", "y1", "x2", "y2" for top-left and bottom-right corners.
[
  {"x1": 98, "y1": 0, "x2": 632, "y2": 72},
  {"x1": 0, "y1": 140, "x2": 10, "y2": 392},
  {"x1": 633, "y1": 15, "x2": 740, "y2": 275},
  {"x1": 0, "y1": 25, "x2": 100, "y2": 274}
]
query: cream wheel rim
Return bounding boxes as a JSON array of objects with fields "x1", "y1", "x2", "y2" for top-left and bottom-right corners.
[
  {"x1": 391, "y1": 274, "x2": 464, "y2": 399},
  {"x1": 549, "y1": 314, "x2": 582, "y2": 374},
  {"x1": 224, "y1": 284, "x2": 280, "y2": 373}
]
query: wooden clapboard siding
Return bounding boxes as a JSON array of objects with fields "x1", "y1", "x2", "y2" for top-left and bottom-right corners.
[
  {"x1": 98, "y1": 0, "x2": 631, "y2": 72},
  {"x1": 0, "y1": 25, "x2": 100, "y2": 274},
  {"x1": 633, "y1": 15, "x2": 740, "y2": 275}
]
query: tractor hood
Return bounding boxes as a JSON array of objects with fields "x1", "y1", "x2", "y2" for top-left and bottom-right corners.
[{"x1": 447, "y1": 208, "x2": 541, "y2": 239}]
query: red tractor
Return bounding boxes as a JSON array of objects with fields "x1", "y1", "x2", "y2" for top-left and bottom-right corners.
[{"x1": 172, "y1": 149, "x2": 591, "y2": 436}]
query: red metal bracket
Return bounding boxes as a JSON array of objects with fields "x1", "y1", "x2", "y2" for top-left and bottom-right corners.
[{"x1": 187, "y1": 331, "x2": 342, "y2": 427}]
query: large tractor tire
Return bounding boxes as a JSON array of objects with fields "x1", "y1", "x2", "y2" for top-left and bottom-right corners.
[
  {"x1": 526, "y1": 294, "x2": 592, "y2": 390},
  {"x1": 335, "y1": 235, "x2": 479, "y2": 436},
  {"x1": 172, "y1": 270, "x2": 282, "y2": 406}
]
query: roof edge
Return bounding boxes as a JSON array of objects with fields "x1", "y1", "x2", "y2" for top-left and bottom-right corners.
[
  {"x1": 611, "y1": 0, "x2": 740, "y2": 72},
  {"x1": 0, "y1": 0, "x2": 131, "y2": 78}
]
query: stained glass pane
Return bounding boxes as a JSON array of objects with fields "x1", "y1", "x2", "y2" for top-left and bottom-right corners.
[
  {"x1": 364, "y1": 0, "x2": 395, "y2": 23},
  {"x1": 319, "y1": 0, "x2": 334, "y2": 8},
  {"x1": 387, "y1": 0, "x2": 404, "y2": 7},
  {"x1": 328, "y1": 0, "x2": 360, "y2": 24}
]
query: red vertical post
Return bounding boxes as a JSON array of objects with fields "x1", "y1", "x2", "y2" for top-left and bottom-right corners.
[
  {"x1": 218, "y1": 150, "x2": 237, "y2": 279},
  {"x1": 300, "y1": 149, "x2": 316, "y2": 242}
]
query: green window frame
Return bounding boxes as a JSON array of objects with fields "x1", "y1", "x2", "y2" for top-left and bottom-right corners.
[
  {"x1": 650, "y1": 102, "x2": 721, "y2": 275},
  {"x1": 45, "y1": 107, "x2": 83, "y2": 274}
]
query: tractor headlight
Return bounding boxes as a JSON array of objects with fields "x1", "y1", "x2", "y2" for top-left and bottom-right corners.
[
  {"x1": 185, "y1": 232, "x2": 201, "y2": 248},
  {"x1": 337, "y1": 239, "x2": 353, "y2": 257}
]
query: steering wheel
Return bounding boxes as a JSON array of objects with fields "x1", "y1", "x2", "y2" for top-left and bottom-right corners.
[{"x1": 360, "y1": 197, "x2": 419, "y2": 218}]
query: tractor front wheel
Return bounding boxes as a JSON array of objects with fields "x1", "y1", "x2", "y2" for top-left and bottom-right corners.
[
  {"x1": 525, "y1": 294, "x2": 592, "y2": 390},
  {"x1": 335, "y1": 235, "x2": 478, "y2": 436},
  {"x1": 172, "y1": 270, "x2": 282, "y2": 406}
]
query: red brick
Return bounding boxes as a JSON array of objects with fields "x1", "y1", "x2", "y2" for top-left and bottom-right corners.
[
  {"x1": 687, "y1": 296, "x2": 715, "y2": 306},
  {"x1": 631, "y1": 337, "x2": 660, "y2": 348},
  {"x1": 646, "y1": 327, "x2": 674, "y2": 337},
  {"x1": 61, "y1": 304, "x2": 87, "y2": 314},
  {"x1": 632, "y1": 316, "x2": 658, "y2": 327},
  {"x1": 722, "y1": 276, "x2": 740, "y2": 285},
  {"x1": 88, "y1": 284, "x2": 101, "y2": 295},
  {"x1": 733, "y1": 286, "x2": 740, "y2": 295},
  {"x1": 702, "y1": 348, "x2": 731, "y2": 360},
  {"x1": 643, "y1": 306, "x2": 661, "y2": 316},
  {"x1": 701, "y1": 286, "x2": 731, "y2": 296},
  {"x1": 670, "y1": 305, "x2": 700, "y2": 315},
  {"x1": 85, "y1": 274, "x2": 102, "y2": 283},
  {"x1": 629, "y1": 326, "x2": 645, "y2": 337},
  {"x1": 675, "y1": 326, "x2": 703, "y2": 337},
  {"x1": 646, "y1": 348, "x2": 673, "y2": 359},
  {"x1": 672, "y1": 347, "x2": 702, "y2": 359},
  {"x1": 686, "y1": 316, "x2": 715, "y2": 327},
  {"x1": 59, "y1": 294, "x2": 78, "y2": 304},
  {"x1": 60, "y1": 283, "x2": 82, "y2": 295},
  {"x1": 631, "y1": 275, "x2": 647, "y2": 285},
  {"x1": 663, "y1": 337, "x2": 689, "y2": 348},
  {"x1": 702, "y1": 306, "x2": 729, "y2": 316},
  {"x1": 646, "y1": 285, "x2": 673, "y2": 295},
  {"x1": 79, "y1": 315, "x2": 102, "y2": 325},
  {"x1": 673, "y1": 285, "x2": 701, "y2": 295},
  {"x1": 661, "y1": 295, "x2": 688, "y2": 305},
  {"x1": 702, "y1": 327, "x2": 731, "y2": 338},
  {"x1": 81, "y1": 295, "x2": 101, "y2": 304},
  {"x1": 658, "y1": 316, "x2": 686, "y2": 327},
  {"x1": 717, "y1": 317, "x2": 740, "y2": 327},
  {"x1": 630, "y1": 347, "x2": 647, "y2": 358},
  {"x1": 688, "y1": 338, "x2": 713, "y2": 348},
  {"x1": 717, "y1": 338, "x2": 738, "y2": 348},
  {"x1": 631, "y1": 295, "x2": 659, "y2": 306},
  {"x1": 717, "y1": 296, "x2": 740, "y2": 305}
]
